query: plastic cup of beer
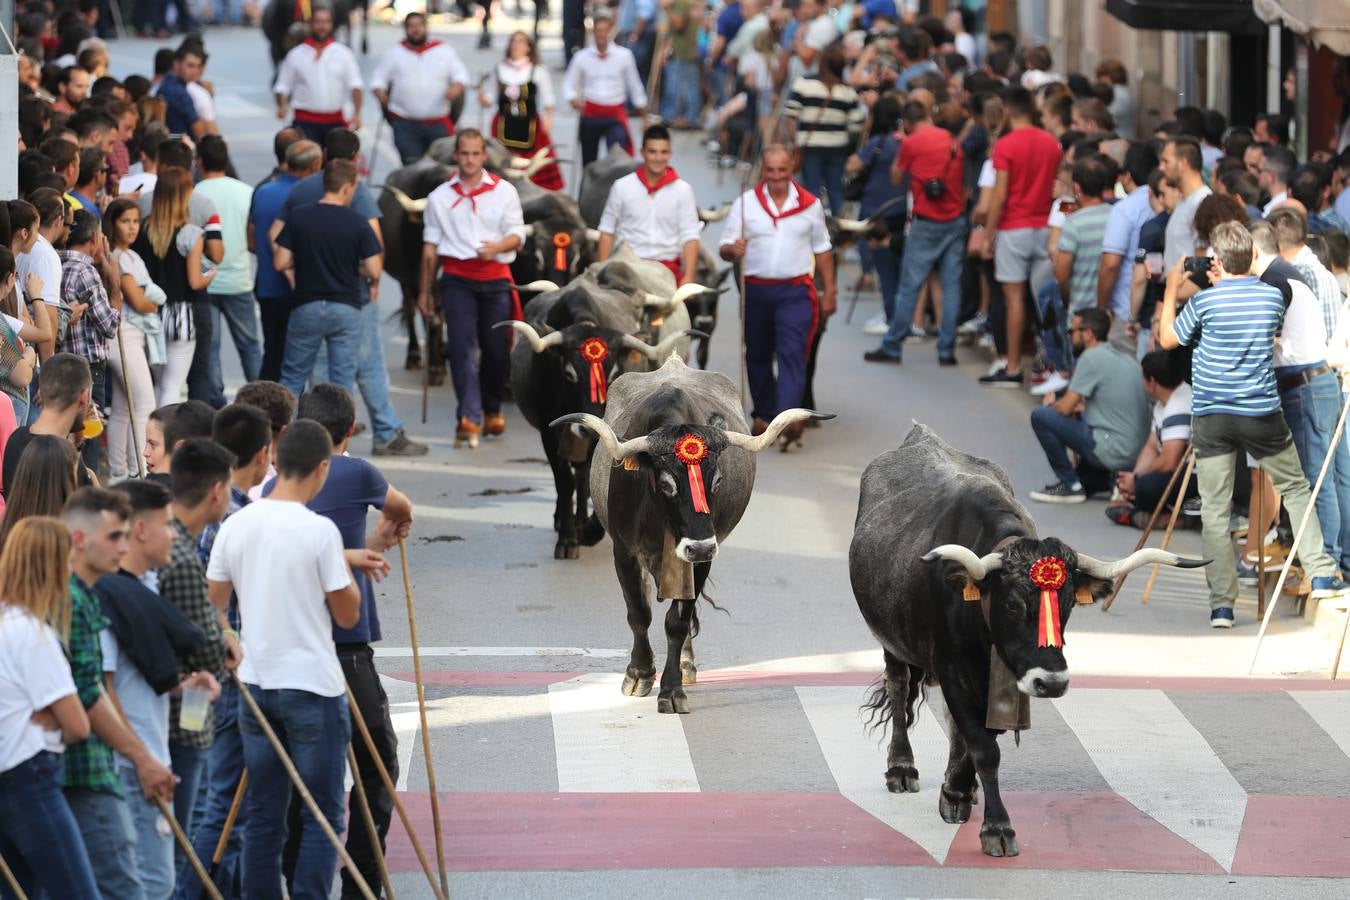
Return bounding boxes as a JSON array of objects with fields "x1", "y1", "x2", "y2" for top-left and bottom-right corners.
[
  {"x1": 180, "y1": 685, "x2": 211, "y2": 732},
  {"x1": 82, "y1": 416, "x2": 103, "y2": 440}
]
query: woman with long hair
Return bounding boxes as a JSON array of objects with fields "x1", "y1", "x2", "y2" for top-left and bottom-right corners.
[
  {"x1": 784, "y1": 44, "x2": 865, "y2": 216},
  {"x1": 0, "y1": 249, "x2": 38, "y2": 434},
  {"x1": 131, "y1": 167, "x2": 215, "y2": 406},
  {"x1": 479, "y1": 31, "x2": 564, "y2": 190},
  {"x1": 0, "y1": 435, "x2": 79, "y2": 549},
  {"x1": 0, "y1": 516, "x2": 98, "y2": 899},
  {"x1": 103, "y1": 199, "x2": 165, "y2": 478}
]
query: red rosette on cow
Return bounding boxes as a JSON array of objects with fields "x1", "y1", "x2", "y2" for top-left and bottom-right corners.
[
  {"x1": 673, "y1": 433, "x2": 711, "y2": 515},
  {"x1": 1028, "y1": 556, "x2": 1067, "y2": 648},
  {"x1": 579, "y1": 337, "x2": 609, "y2": 404}
]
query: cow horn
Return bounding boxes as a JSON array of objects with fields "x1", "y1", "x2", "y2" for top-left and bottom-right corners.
[
  {"x1": 619, "y1": 329, "x2": 708, "y2": 361},
  {"x1": 513, "y1": 280, "x2": 560, "y2": 293},
  {"x1": 921, "y1": 545, "x2": 1005, "y2": 581},
  {"x1": 508, "y1": 156, "x2": 530, "y2": 170},
  {"x1": 724, "y1": 409, "x2": 836, "y2": 453},
  {"x1": 522, "y1": 153, "x2": 551, "y2": 177},
  {"x1": 1075, "y1": 548, "x2": 1209, "y2": 581},
  {"x1": 550, "y1": 413, "x2": 651, "y2": 460},
  {"x1": 493, "y1": 320, "x2": 563, "y2": 352},
  {"x1": 642, "y1": 283, "x2": 710, "y2": 310},
  {"x1": 697, "y1": 204, "x2": 732, "y2": 223},
  {"x1": 384, "y1": 185, "x2": 427, "y2": 214},
  {"x1": 585, "y1": 228, "x2": 601, "y2": 243},
  {"x1": 521, "y1": 223, "x2": 535, "y2": 238},
  {"x1": 833, "y1": 218, "x2": 871, "y2": 233}
]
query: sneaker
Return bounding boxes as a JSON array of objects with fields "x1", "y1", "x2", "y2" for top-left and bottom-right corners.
[
  {"x1": 1309, "y1": 576, "x2": 1350, "y2": 599},
  {"x1": 979, "y1": 370, "x2": 1024, "y2": 388},
  {"x1": 372, "y1": 429, "x2": 429, "y2": 457},
  {"x1": 1210, "y1": 607, "x2": 1235, "y2": 629},
  {"x1": 905, "y1": 325, "x2": 927, "y2": 341},
  {"x1": 863, "y1": 348, "x2": 901, "y2": 364},
  {"x1": 958, "y1": 313, "x2": 988, "y2": 335},
  {"x1": 984, "y1": 358, "x2": 1008, "y2": 378},
  {"x1": 1030, "y1": 482, "x2": 1086, "y2": 504},
  {"x1": 1236, "y1": 559, "x2": 1260, "y2": 586},
  {"x1": 977, "y1": 332, "x2": 996, "y2": 350},
  {"x1": 1183, "y1": 497, "x2": 1203, "y2": 518},
  {"x1": 937, "y1": 355, "x2": 958, "y2": 367},
  {"x1": 862, "y1": 314, "x2": 890, "y2": 336},
  {"x1": 1030, "y1": 371, "x2": 1070, "y2": 396}
]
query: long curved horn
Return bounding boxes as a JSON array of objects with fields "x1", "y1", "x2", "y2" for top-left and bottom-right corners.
[
  {"x1": 642, "y1": 282, "x2": 712, "y2": 310},
  {"x1": 1076, "y1": 548, "x2": 1208, "y2": 581},
  {"x1": 508, "y1": 156, "x2": 530, "y2": 170},
  {"x1": 550, "y1": 413, "x2": 652, "y2": 460},
  {"x1": 833, "y1": 218, "x2": 870, "y2": 233},
  {"x1": 493, "y1": 320, "x2": 563, "y2": 353},
  {"x1": 697, "y1": 204, "x2": 732, "y2": 223},
  {"x1": 619, "y1": 329, "x2": 708, "y2": 361},
  {"x1": 384, "y1": 185, "x2": 427, "y2": 214},
  {"x1": 521, "y1": 223, "x2": 535, "y2": 238},
  {"x1": 513, "y1": 280, "x2": 560, "y2": 293},
  {"x1": 585, "y1": 228, "x2": 601, "y2": 243},
  {"x1": 921, "y1": 545, "x2": 1005, "y2": 581},
  {"x1": 723, "y1": 409, "x2": 837, "y2": 453}
]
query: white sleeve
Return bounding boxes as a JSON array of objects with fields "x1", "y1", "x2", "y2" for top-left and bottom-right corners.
[
  {"x1": 274, "y1": 52, "x2": 296, "y2": 97},
  {"x1": 561, "y1": 55, "x2": 581, "y2": 106},
  {"x1": 535, "y1": 66, "x2": 555, "y2": 111},
  {"x1": 809, "y1": 203, "x2": 831, "y2": 254},
  {"x1": 26, "y1": 622, "x2": 77, "y2": 712},
  {"x1": 369, "y1": 49, "x2": 394, "y2": 92},
  {"x1": 677, "y1": 184, "x2": 701, "y2": 246},
  {"x1": 446, "y1": 48, "x2": 470, "y2": 87},
  {"x1": 597, "y1": 184, "x2": 623, "y2": 236},
  {"x1": 718, "y1": 197, "x2": 745, "y2": 245},
  {"x1": 317, "y1": 521, "x2": 354, "y2": 593},
  {"x1": 99, "y1": 629, "x2": 119, "y2": 676},
  {"x1": 205, "y1": 522, "x2": 233, "y2": 581},
  {"x1": 421, "y1": 193, "x2": 444, "y2": 247},
  {"x1": 345, "y1": 52, "x2": 365, "y2": 91},
  {"x1": 624, "y1": 53, "x2": 648, "y2": 108},
  {"x1": 502, "y1": 186, "x2": 526, "y2": 243}
]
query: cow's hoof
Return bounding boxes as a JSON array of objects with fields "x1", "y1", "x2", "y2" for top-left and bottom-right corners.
[
  {"x1": 657, "y1": 692, "x2": 690, "y2": 714},
  {"x1": 680, "y1": 660, "x2": 697, "y2": 685},
  {"x1": 938, "y1": 785, "x2": 972, "y2": 822},
  {"x1": 621, "y1": 672, "x2": 654, "y2": 697},
  {"x1": 428, "y1": 369, "x2": 447, "y2": 387},
  {"x1": 405, "y1": 350, "x2": 423, "y2": 370},
  {"x1": 553, "y1": 540, "x2": 579, "y2": 560},
  {"x1": 885, "y1": 765, "x2": 920, "y2": 794},
  {"x1": 979, "y1": 824, "x2": 1019, "y2": 858}
]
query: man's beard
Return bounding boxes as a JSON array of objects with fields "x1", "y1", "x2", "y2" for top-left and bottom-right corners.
[{"x1": 407, "y1": 33, "x2": 427, "y2": 46}]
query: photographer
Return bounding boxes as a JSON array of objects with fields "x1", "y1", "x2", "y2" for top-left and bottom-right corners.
[{"x1": 1158, "y1": 221, "x2": 1350, "y2": 628}]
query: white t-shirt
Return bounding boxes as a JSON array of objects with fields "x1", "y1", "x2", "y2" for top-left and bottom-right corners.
[
  {"x1": 120, "y1": 172, "x2": 158, "y2": 196},
  {"x1": 977, "y1": 158, "x2": 996, "y2": 190},
  {"x1": 17, "y1": 234, "x2": 63, "y2": 308},
  {"x1": 207, "y1": 498, "x2": 352, "y2": 697},
  {"x1": 187, "y1": 81, "x2": 217, "y2": 123},
  {"x1": 1152, "y1": 383, "x2": 1192, "y2": 446},
  {"x1": 1273, "y1": 279, "x2": 1329, "y2": 369},
  {"x1": 0, "y1": 606, "x2": 76, "y2": 773},
  {"x1": 100, "y1": 626, "x2": 170, "y2": 768}
]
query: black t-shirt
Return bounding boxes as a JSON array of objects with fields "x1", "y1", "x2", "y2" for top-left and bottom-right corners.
[
  {"x1": 1258, "y1": 257, "x2": 1309, "y2": 309},
  {"x1": 275, "y1": 201, "x2": 381, "y2": 308},
  {"x1": 2, "y1": 427, "x2": 92, "y2": 499},
  {"x1": 1133, "y1": 211, "x2": 1169, "y2": 326}
]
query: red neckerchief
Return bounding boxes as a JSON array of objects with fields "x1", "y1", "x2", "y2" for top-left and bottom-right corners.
[
  {"x1": 402, "y1": 39, "x2": 441, "y2": 54},
  {"x1": 636, "y1": 166, "x2": 679, "y2": 195},
  {"x1": 754, "y1": 180, "x2": 817, "y2": 227},
  {"x1": 305, "y1": 37, "x2": 335, "y2": 59},
  {"x1": 449, "y1": 172, "x2": 500, "y2": 211}
]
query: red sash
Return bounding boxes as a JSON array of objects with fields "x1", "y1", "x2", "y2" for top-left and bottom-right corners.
[
  {"x1": 745, "y1": 275, "x2": 820, "y2": 361},
  {"x1": 637, "y1": 166, "x2": 679, "y2": 195},
  {"x1": 441, "y1": 257, "x2": 512, "y2": 281},
  {"x1": 753, "y1": 181, "x2": 818, "y2": 227},
  {"x1": 582, "y1": 101, "x2": 627, "y2": 122},
  {"x1": 294, "y1": 109, "x2": 346, "y2": 125},
  {"x1": 657, "y1": 259, "x2": 682, "y2": 281}
]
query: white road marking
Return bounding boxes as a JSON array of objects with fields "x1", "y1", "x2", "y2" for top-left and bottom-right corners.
[
  {"x1": 374, "y1": 646, "x2": 627, "y2": 658},
  {"x1": 796, "y1": 686, "x2": 959, "y2": 864},
  {"x1": 548, "y1": 672, "x2": 700, "y2": 792},
  {"x1": 1289, "y1": 691, "x2": 1350, "y2": 761},
  {"x1": 1053, "y1": 688, "x2": 1247, "y2": 871},
  {"x1": 381, "y1": 675, "x2": 422, "y2": 792}
]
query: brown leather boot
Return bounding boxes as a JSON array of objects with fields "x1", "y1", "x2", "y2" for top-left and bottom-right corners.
[
  {"x1": 484, "y1": 412, "x2": 507, "y2": 436},
  {"x1": 455, "y1": 417, "x2": 482, "y2": 449}
]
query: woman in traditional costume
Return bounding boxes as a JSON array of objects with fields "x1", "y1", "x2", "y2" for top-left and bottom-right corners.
[{"x1": 480, "y1": 31, "x2": 565, "y2": 190}]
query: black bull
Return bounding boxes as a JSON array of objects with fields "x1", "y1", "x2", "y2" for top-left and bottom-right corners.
[
  {"x1": 848, "y1": 424, "x2": 1205, "y2": 857},
  {"x1": 556, "y1": 356, "x2": 831, "y2": 714}
]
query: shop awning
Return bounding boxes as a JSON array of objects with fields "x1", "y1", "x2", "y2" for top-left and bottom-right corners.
[
  {"x1": 1253, "y1": 0, "x2": 1350, "y2": 53},
  {"x1": 1105, "y1": 0, "x2": 1266, "y2": 35}
]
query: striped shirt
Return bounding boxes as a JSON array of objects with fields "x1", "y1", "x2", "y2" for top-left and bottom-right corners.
[
  {"x1": 1172, "y1": 276, "x2": 1285, "y2": 417},
  {"x1": 784, "y1": 78, "x2": 864, "y2": 149}
]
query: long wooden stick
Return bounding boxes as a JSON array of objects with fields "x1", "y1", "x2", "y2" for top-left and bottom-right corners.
[
  {"x1": 345, "y1": 683, "x2": 447, "y2": 900},
  {"x1": 347, "y1": 743, "x2": 397, "y2": 900},
  {"x1": 1251, "y1": 387, "x2": 1350, "y2": 674},
  {"x1": 398, "y1": 537, "x2": 448, "y2": 898},
  {"x1": 1139, "y1": 449, "x2": 1198, "y2": 605},
  {"x1": 1103, "y1": 443, "x2": 1193, "y2": 611},
  {"x1": 1255, "y1": 467, "x2": 1267, "y2": 620},
  {"x1": 0, "y1": 852, "x2": 27, "y2": 900},
  {"x1": 232, "y1": 674, "x2": 377, "y2": 900},
  {"x1": 212, "y1": 770, "x2": 247, "y2": 866},
  {"x1": 154, "y1": 796, "x2": 224, "y2": 900}
]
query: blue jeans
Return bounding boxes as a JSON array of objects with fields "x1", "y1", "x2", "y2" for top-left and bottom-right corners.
[
  {"x1": 64, "y1": 787, "x2": 147, "y2": 900},
  {"x1": 799, "y1": 146, "x2": 849, "y2": 216},
  {"x1": 177, "y1": 679, "x2": 246, "y2": 900},
  {"x1": 881, "y1": 216, "x2": 967, "y2": 358},
  {"x1": 0, "y1": 752, "x2": 100, "y2": 899},
  {"x1": 239, "y1": 686, "x2": 349, "y2": 900},
  {"x1": 1030, "y1": 405, "x2": 1111, "y2": 493},
  {"x1": 661, "y1": 59, "x2": 702, "y2": 121},
  {"x1": 120, "y1": 767, "x2": 175, "y2": 900},
  {"x1": 208, "y1": 290, "x2": 263, "y2": 407},
  {"x1": 871, "y1": 241, "x2": 901, "y2": 325},
  {"x1": 170, "y1": 742, "x2": 208, "y2": 869},
  {"x1": 313, "y1": 300, "x2": 405, "y2": 444},
  {"x1": 391, "y1": 117, "x2": 451, "y2": 165},
  {"x1": 1281, "y1": 370, "x2": 1350, "y2": 571},
  {"x1": 1036, "y1": 280, "x2": 1071, "y2": 373},
  {"x1": 280, "y1": 300, "x2": 363, "y2": 399}
]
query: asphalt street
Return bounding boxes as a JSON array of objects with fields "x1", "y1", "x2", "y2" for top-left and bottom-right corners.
[{"x1": 105, "y1": 16, "x2": 1350, "y2": 898}]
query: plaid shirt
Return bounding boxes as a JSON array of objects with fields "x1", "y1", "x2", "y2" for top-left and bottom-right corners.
[
  {"x1": 57, "y1": 250, "x2": 121, "y2": 364},
  {"x1": 63, "y1": 575, "x2": 122, "y2": 797},
  {"x1": 1291, "y1": 246, "x2": 1343, "y2": 345},
  {"x1": 199, "y1": 485, "x2": 250, "y2": 630},
  {"x1": 159, "y1": 517, "x2": 227, "y2": 748}
]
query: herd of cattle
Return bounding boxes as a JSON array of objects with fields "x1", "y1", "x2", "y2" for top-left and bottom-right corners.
[{"x1": 377, "y1": 142, "x2": 1207, "y2": 859}]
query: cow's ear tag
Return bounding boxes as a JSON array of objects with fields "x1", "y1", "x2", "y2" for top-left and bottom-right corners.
[
  {"x1": 626, "y1": 349, "x2": 644, "y2": 365},
  {"x1": 650, "y1": 314, "x2": 665, "y2": 327},
  {"x1": 962, "y1": 580, "x2": 981, "y2": 602},
  {"x1": 1075, "y1": 585, "x2": 1095, "y2": 605},
  {"x1": 622, "y1": 456, "x2": 641, "y2": 472}
]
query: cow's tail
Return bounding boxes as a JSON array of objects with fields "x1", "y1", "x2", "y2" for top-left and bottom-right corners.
[{"x1": 861, "y1": 678, "x2": 892, "y2": 736}]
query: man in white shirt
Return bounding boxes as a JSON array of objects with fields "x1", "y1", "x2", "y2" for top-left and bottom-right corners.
[
  {"x1": 273, "y1": 7, "x2": 364, "y2": 143},
  {"x1": 207, "y1": 419, "x2": 386, "y2": 900},
  {"x1": 561, "y1": 11, "x2": 647, "y2": 165},
  {"x1": 416, "y1": 129, "x2": 526, "y2": 448},
  {"x1": 597, "y1": 124, "x2": 701, "y2": 284},
  {"x1": 17, "y1": 189, "x2": 70, "y2": 360},
  {"x1": 1260, "y1": 145, "x2": 1296, "y2": 217},
  {"x1": 371, "y1": 12, "x2": 470, "y2": 164},
  {"x1": 719, "y1": 145, "x2": 835, "y2": 440}
]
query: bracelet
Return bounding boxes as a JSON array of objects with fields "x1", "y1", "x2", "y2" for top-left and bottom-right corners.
[{"x1": 224, "y1": 628, "x2": 240, "y2": 641}]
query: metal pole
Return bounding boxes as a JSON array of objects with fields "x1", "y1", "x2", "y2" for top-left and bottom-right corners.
[{"x1": 1266, "y1": 23, "x2": 1282, "y2": 115}]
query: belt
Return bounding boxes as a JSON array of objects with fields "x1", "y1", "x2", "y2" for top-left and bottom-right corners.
[{"x1": 1276, "y1": 364, "x2": 1333, "y2": 394}]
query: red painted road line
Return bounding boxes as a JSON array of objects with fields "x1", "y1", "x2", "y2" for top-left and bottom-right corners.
[
  {"x1": 382, "y1": 792, "x2": 935, "y2": 872},
  {"x1": 1232, "y1": 795, "x2": 1350, "y2": 877},
  {"x1": 385, "y1": 670, "x2": 1350, "y2": 692}
]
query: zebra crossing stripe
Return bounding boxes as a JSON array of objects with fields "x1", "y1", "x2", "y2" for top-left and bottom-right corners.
[{"x1": 1052, "y1": 688, "x2": 1247, "y2": 871}]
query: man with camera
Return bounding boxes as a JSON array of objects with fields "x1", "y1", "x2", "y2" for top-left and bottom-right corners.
[
  {"x1": 864, "y1": 100, "x2": 966, "y2": 366},
  {"x1": 1159, "y1": 221, "x2": 1350, "y2": 628}
]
